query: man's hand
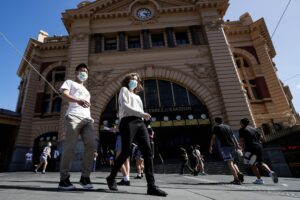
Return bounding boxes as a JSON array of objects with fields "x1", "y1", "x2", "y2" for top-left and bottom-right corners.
[
  {"x1": 209, "y1": 146, "x2": 213, "y2": 154},
  {"x1": 143, "y1": 113, "x2": 151, "y2": 121},
  {"x1": 109, "y1": 127, "x2": 119, "y2": 133},
  {"x1": 77, "y1": 99, "x2": 90, "y2": 108}
]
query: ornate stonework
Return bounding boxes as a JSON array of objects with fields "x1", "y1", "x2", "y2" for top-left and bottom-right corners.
[
  {"x1": 88, "y1": 70, "x2": 113, "y2": 89},
  {"x1": 204, "y1": 19, "x2": 224, "y2": 31}
]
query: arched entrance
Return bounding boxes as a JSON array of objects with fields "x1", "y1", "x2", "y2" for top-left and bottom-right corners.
[
  {"x1": 99, "y1": 79, "x2": 211, "y2": 161},
  {"x1": 33, "y1": 132, "x2": 58, "y2": 171}
]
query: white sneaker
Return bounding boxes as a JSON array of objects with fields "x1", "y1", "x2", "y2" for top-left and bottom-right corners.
[
  {"x1": 269, "y1": 171, "x2": 279, "y2": 183},
  {"x1": 253, "y1": 179, "x2": 264, "y2": 185}
]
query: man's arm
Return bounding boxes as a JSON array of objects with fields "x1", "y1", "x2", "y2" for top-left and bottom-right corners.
[
  {"x1": 61, "y1": 89, "x2": 90, "y2": 108},
  {"x1": 232, "y1": 134, "x2": 242, "y2": 149},
  {"x1": 209, "y1": 134, "x2": 216, "y2": 153},
  {"x1": 239, "y1": 137, "x2": 245, "y2": 149}
]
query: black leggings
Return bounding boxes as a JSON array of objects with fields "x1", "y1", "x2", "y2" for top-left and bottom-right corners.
[{"x1": 108, "y1": 116, "x2": 155, "y2": 187}]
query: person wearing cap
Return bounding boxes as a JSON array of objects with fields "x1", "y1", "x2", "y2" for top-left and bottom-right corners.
[{"x1": 239, "y1": 118, "x2": 278, "y2": 185}]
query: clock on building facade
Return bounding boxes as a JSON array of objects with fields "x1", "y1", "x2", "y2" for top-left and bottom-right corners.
[{"x1": 136, "y1": 8, "x2": 152, "y2": 20}]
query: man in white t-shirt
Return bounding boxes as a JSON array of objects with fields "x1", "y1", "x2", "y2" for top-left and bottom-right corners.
[{"x1": 58, "y1": 63, "x2": 96, "y2": 190}]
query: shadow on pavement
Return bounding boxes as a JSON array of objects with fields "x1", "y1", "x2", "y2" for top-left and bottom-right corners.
[{"x1": 0, "y1": 185, "x2": 149, "y2": 196}]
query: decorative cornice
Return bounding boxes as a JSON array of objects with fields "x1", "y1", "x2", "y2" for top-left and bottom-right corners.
[{"x1": 204, "y1": 19, "x2": 224, "y2": 31}]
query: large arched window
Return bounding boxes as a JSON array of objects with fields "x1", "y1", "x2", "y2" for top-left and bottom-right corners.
[
  {"x1": 100, "y1": 79, "x2": 209, "y2": 127},
  {"x1": 42, "y1": 67, "x2": 65, "y2": 115}
]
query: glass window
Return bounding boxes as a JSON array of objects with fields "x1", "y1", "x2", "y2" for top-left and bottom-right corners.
[
  {"x1": 189, "y1": 92, "x2": 200, "y2": 106},
  {"x1": 104, "y1": 38, "x2": 117, "y2": 50},
  {"x1": 151, "y1": 33, "x2": 165, "y2": 47},
  {"x1": 144, "y1": 80, "x2": 159, "y2": 108},
  {"x1": 41, "y1": 68, "x2": 65, "y2": 115},
  {"x1": 55, "y1": 73, "x2": 65, "y2": 82},
  {"x1": 51, "y1": 97, "x2": 62, "y2": 113},
  {"x1": 158, "y1": 80, "x2": 174, "y2": 107},
  {"x1": 172, "y1": 83, "x2": 189, "y2": 106},
  {"x1": 128, "y1": 36, "x2": 141, "y2": 49},
  {"x1": 175, "y1": 31, "x2": 189, "y2": 45},
  {"x1": 251, "y1": 87, "x2": 261, "y2": 99}
]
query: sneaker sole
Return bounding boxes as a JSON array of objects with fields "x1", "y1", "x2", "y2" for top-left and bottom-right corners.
[
  {"x1": 80, "y1": 183, "x2": 93, "y2": 189},
  {"x1": 58, "y1": 186, "x2": 76, "y2": 190}
]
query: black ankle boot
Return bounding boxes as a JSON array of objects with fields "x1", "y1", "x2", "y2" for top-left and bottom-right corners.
[
  {"x1": 106, "y1": 176, "x2": 118, "y2": 191},
  {"x1": 147, "y1": 186, "x2": 168, "y2": 197}
]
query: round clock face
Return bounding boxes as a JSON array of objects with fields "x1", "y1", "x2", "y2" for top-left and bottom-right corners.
[{"x1": 136, "y1": 8, "x2": 152, "y2": 20}]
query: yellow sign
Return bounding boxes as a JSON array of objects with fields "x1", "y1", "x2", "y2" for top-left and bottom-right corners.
[
  {"x1": 198, "y1": 119, "x2": 211, "y2": 125},
  {"x1": 173, "y1": 120, "x2": 186, "y2": 126},
  {"x1": 161, "y1": 121, "x2": 173, "y2": 127},
  {"x1": 186, "y1": 119, "x2": 198, "y2": 126},
  {"x1": 150, "y1": 121, "x2": 161, "y2": 127}
]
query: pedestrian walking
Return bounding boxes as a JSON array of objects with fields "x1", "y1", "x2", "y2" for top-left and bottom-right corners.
[
  {"x1": 239, "y1": 118, "x2": 278, "y2": 184},
  {"x1": 92, "y1": 151, "x2": 98, "y2": 172},
  {"x1": 209, "y1": 117, "x2": 244, "y2": 185},
  {"x1": 58, "y1": 63, "x2": 96, "y2": 190},
  {"x1": 179, "y1": 147, "x2": 194, "y2": 175},
  {"x1": 105, "y1": 120, "x2": 131, "y2": 186},
  {"x1": 192, "y1": 145, "x2": 207, "y2": 175},
  {"x1": 24, "y1": 148, "x2": 33, "y2": 171},
  {"x1": 106, "y1": 72, "x2": 168, "y2": 196},
  {"x1": 132, "y1": 143, "x2": 144, "y2": 179},
  {"x1": 34, "y1": 142, "x2": 51, "y2": 174}
]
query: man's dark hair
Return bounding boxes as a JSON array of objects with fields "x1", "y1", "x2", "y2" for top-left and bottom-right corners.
[
  {"x1": 75, "y1": 63, "x2": 88, "y2": 72},
  {"x1": 214, "y1": 117, "x2": 223, "y2": 124},
  {"x1": 240, "y1": 118, "x2": 250, "y2": 126}
]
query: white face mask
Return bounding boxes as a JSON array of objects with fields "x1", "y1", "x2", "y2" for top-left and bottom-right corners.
[{"x1": 77, "y1": 71, "x2": 88, "y2": 82}]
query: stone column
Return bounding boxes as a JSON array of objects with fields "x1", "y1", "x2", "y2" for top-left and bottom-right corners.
[
  {"x1": 203, "y1": 18, "x2": 254, "y2": 129},
  {"x1": 9, "y1": 58, "x2": 41, "y2": 171},
  {"x1": 142, "y1": 29, "x2": 150, "y2": 49},
  {"x1": 190, "y1": 25, "x2": 200, "y2": 45},
  {"x1": 94, "y1": 33, "x2": 102, "y2": 53},
  {"x1": 118, "y1": 31, "x2": 126, "y2": 51},
  {"x1": 166, "y1": 27, "x2": 175, "y2": 48},
  {"x1": 61, "y1": 26, "x2": 93, "y2": 171}
]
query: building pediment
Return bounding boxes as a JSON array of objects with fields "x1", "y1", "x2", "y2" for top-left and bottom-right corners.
[{"x1": 62, "y1": 0, "x2": 228, "y2": 32}]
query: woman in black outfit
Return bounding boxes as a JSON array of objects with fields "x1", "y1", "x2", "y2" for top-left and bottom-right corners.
[{"x1": 106, "y1": 72, "x2": 167, "y2": 197}]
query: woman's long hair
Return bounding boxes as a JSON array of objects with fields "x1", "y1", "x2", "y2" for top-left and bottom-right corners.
[{"x1": 121, "y1": 72, "x2": 143, "y2": 93}]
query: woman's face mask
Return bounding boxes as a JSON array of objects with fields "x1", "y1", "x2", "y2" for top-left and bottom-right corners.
[
  {"x1": 128, "y1": 79, "x2": 138, "y2": 90},
  {"x1": 77, "y1": 71, "x2": 88, "y2": 82}
]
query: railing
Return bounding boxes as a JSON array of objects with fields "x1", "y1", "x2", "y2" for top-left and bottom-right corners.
[{"x1": 263, "y1": 125, "x2": 300, "y2": 143}]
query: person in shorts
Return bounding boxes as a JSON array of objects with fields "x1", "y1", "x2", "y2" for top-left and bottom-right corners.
[
  {"x1": 209, "y1": 117, "x2": 244, "y2": 185},
  {"x1": 239, "y1": 118, "x2": 278, "y2": 184},
  {"x1": 34, "y1": 142, "x2": 51, "y2": 174}
]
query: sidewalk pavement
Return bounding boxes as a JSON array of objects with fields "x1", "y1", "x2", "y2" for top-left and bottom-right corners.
[{"x1": 0, "y1": 172, "x2": 299, "y2": 200}]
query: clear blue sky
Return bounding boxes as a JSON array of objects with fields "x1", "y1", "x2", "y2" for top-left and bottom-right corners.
[{"x1": 0, "y1": 0, "x2": 299, "y2": 112}]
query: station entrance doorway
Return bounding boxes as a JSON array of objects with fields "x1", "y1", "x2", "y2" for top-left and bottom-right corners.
[{"x1": 99, "y1": 79, "x2": 212, "y2": 163}]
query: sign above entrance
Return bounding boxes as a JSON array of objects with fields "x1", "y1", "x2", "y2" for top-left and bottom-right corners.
[{"x1": 151, "y1": 119, "x2": 210, "y2": 128}]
